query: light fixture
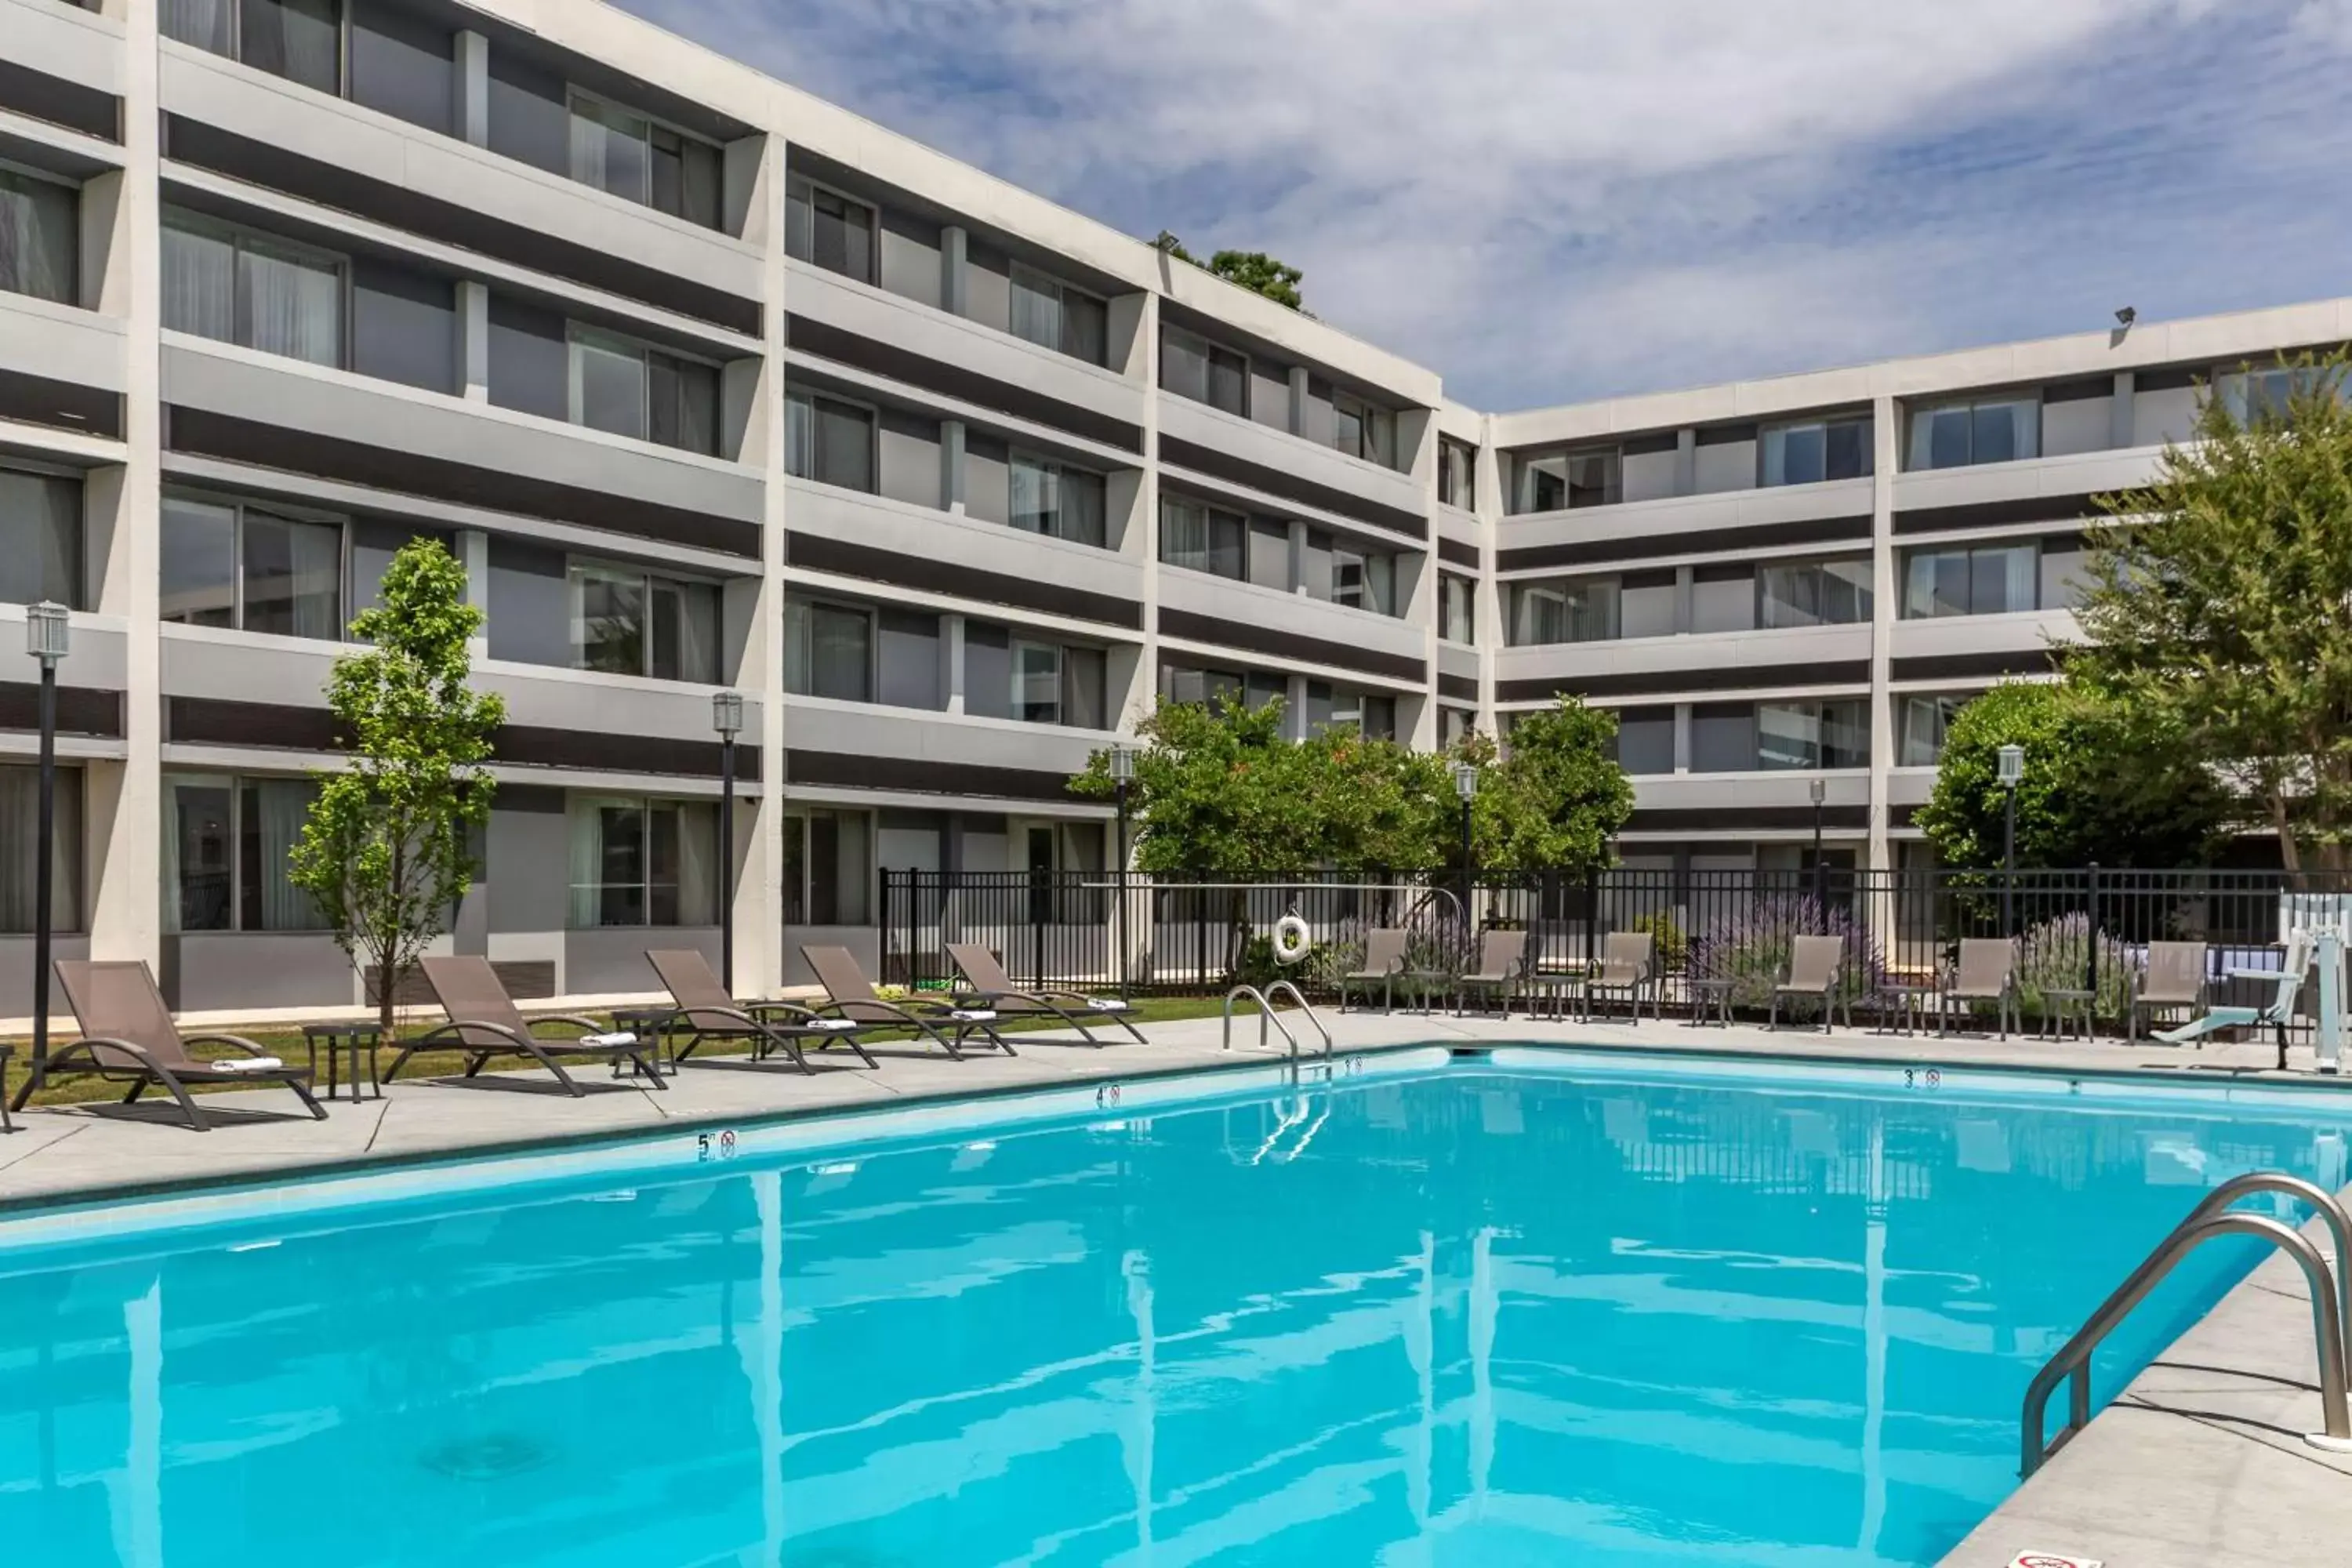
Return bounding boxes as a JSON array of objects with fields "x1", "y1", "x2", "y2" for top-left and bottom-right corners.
[
  {"x1": 1998, "y1": 744, "x2": 2025, "y2": 789},
  {"x1": 24, "y1": 601, "x2": 69, "y2": 666},
  {"x1": 2114, "y1": 306, "x2": 2137, "y2": 328},
  {"x1": 1809, "y1": 777, "x2": 1827, "y2": 807},
  {"x1": 1109, "y1": 743, "x2": 1136, "y2": 785},
  {"x1": 1451, "y1": 760, "x2": 1480, "y2": 801},
  {"x1": 710, "y1": 689, "x2": 744, "y2": 739}
]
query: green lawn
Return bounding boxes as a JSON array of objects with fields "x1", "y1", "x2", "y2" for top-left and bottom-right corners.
[{"x1": 2, "y1": 993, "x2": 1254, "y2": 1110}]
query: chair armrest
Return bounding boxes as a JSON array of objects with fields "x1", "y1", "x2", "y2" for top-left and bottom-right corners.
[
  {"x1": 182, "y1": 1032, "x2": 281, "y2": 1058},
  {"x1": 409, "y1": 1019, "x2": 535, "y2": 1053},
  {"x1": 746, "y1": 1000, "x2": 825, "y2": 1025},
  {"x1": 528, "y1": 1014, "x2": 612, "y2": 1036}
]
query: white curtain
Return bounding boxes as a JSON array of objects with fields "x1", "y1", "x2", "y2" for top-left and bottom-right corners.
[
  {"x1": 287, "y1": 518, "x2": 342, "y2": 639},
  {"x1": 161, "y1": 223, "x2": 236, "y2": 343},
  {"x1": 1010, "y1": 456, "x2": 1049, "y2": 533},
  {"x1": 0, "y1": 173, "x2": 71, "y2": 303},
  {"x1": 2002, "y1": 546, "x2": 2037, "y2": 615},
  {"x1": 569, "y1": 99, "x2": 649, "y2": 201},
  {"x1": 161, "y1": 0, "x2": 233, "y2": 52},
  {"x1": 568, "y1": 799, "x2": 610, "y2": 928},
  {"x1": 1062, "y1": 470, "x2": 1105, "y2": 547},
  {"x1": 240, "y1": 244, "x2": 341, "y2": 366},
  {"x1": 249, "y1": 779, "x2": 318, "y2": 931},
  {"x1": 1010, "y1": 269, "x2": 1061, "y2": 353},
  {"x1": 242, "y1": 0, "x2": 341, "y2": 93}
]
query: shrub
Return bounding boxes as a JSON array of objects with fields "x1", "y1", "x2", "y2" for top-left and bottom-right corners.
[
  {"x1": 2016, "y1": 911, "x2": 2131, "y2": 1022},
  {"x1": 1628, "y1": 912, "x2": 1689, "y2": 974},
  {"x1": 1688, "y1": 896, "x2": 1886, "y2": 1018}
]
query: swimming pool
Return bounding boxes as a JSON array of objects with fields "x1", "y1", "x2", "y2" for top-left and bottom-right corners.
[{"x1": 5, "y1": 1047, "x2": 2350, "y2": 1566}]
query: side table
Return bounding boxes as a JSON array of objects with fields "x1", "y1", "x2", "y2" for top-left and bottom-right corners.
[
  {"x1": 303, "y1": 1022, "x2": 383, "y2": 1105},
  {"x1": 1874, "y1": 984, "x2": 1940, "y2": 1036},
  {"x1": 608, "y1": 1007, "x2": 673, "y2": 1078},
  {"x1": 2039, "y1": 988, "x2": 2096, "y2": 1043},
  {"x1": 1686, "y1": 978, "x2": 1734, "y2": 1028}
]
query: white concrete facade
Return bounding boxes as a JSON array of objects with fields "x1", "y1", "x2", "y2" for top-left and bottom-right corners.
[{"x1": 0, "y1": 0, "x2": 2339, "y2": 1016}]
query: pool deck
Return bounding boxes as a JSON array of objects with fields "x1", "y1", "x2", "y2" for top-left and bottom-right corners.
[{"x1": 4, "y1": 1005, "x2": 2349, "y2": 1564}]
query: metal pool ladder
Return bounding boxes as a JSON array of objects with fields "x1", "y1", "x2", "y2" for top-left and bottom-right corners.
[
  {"x1": 2020, "y1": 1171, "x2": 2352, "y2": 1478},
  {"x1": 1222, "y1": 982, "x2": 1332, "y2": 1061}
]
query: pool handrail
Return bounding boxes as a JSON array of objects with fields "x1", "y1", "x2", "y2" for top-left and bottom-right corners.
[
  {"x1": 1222, "y1": 983, "x2": 1330, "y2": 1061},
  {"x1": 2020, "y1": 1171, "x2": 2352, "y2": 1477}
]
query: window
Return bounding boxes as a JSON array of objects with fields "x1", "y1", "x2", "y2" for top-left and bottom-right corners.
[
  {"x1": 1160, "y1": 328, "x2": 1248, "y2": 416},
  {"x1": 784, "y1": 599, "x2": 873, "y2": 702},
  {"x1": 1160, "y1": 497, "x2": 1247, "y2": 579},
  {"x1": 0, "y1": 466, "x2": 80, "y2": 608},
  {"x1": 1614, "y1": 707, "x2": 1676, "y2": 775},
  {"x1": 165, "y1": 0, "x2": 341, "y2": 94},
  {"x1": 162, "y1": 212, "x2": 342, "y2": 368},
  {"x1": 1009, "y1": 264, "x2": 1108, "y2": 365},
  {"x1": 1901, "y1": 543, "x2": 2040, "y2": 618},
  {"x1": 1511, "y1": 448, "x2": 1618, "y2": 514},
  {"x1": 1689, "y1": 705, "x2": 1756, "y2": 773},
  {"x1": 1439, "y1": 706, "x2": 1475, "y2": 749},
  {"x1": 1761, "y1": 416, "x2": 1871, "y2": 486},
  {"x1": 786, "y1": 178, "x2": 874, "y2": 283},
  {"x1": 163, "y1": 773, "x2": 322, "y2": 932},
  {"x1": 1162, "y1": 664, "x2": 1248, "y2": 708},
  {"x1": 0, "y1": 764, "x2": 81, "y2": 934},
  {"x1": 568, "y1": 797, "x2": 718, "y2": 928},
  {"x1": 161, "y1": 494, "x2": 343, "y2": 638},
  {"x1": 1010, "y1": 452, "x2": 1107, "y2": 547},
  {"x1": 1757, "y1": 700, "x2": 1870, "y2": 770},
  {"x1": 1907, "y1": 396, "x2": 2040, "y2": 470},
  {"x1": 1331, "y1": 391, "x2": 1396, "y2": 467},
  {"x1": 0, "y1": 167, "x2": 75, "y2": 305},
  {"x1": 1757, "y1": 557, "x2": 1873, "y2": 628},
  {"x1": 1439, "y1": 437, "x2": 1478, "y2": 509},
  {"x1": 1315, "y1": 686, "x2": 1395, "y2": 740},
  {"x1": 1330, "y1": 540, "x2": 1396, "y2": 615},
  {"x1": 564, "y1": 93, "x2": 721, "y2": 227},
  {"x1": 785, "y1": 808, "x2": 870, "y2": 926},
  {"x1": 568, "y1": 330, "x2": 718, "y2": 454},
  {"x1": 1899, "y1": 692, "x2": 1971, "y2": 767},
  {"x1": 785, "y1": 392, "x2": 876, "y2": 491},
  {"x1": 1508, "y1": 578, "x2": 1617, "y2": 645},
  {"x1": 2220, "y1": 365, "x2": 2338, "y2": 426},
  {"x1": 1440, "y1": 573, "x2": 1476, "y2": 644},
  {"x1": 568, "y1": 561, "x2": 720, "y2": 681}
]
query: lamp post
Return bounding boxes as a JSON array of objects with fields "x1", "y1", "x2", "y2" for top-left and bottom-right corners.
[
  {"x1": 712, "y1": 690, "x2": 744, "y2": 992},
  {"x1": 1809, "y1": 775, "x2": 1828, "y2": 916},
  {"x1": 25, "y1": 602, "x2": 68, "y2": 1100},
  {"x1": 1998, "y1": 743, "x2": 2025, "y2": 939},
  {"x1": 1452, "y1": 760, "x2": 1479, "y2": 931},
  {"x1": 1110, "y1": 743, "x2": 1136, "y2": 999}
]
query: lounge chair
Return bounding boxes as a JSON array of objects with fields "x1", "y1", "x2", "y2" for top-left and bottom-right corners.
[
  {"x1": 2129, "y1": 941, "x2": 2209, "y2": 1043},
  {"x1": 384, "y1": 956, "x2": 666, "y2": 1095},
  {"x1": 646, "y1": 949, "x2": 879, "y2": 1072},
  {"x1": 946, "y1": 944, "x2": 1147, "y2": 1046},
  {"x1": 9, "y1": 960, "x2": 326, "y2": 1131},
  {"x1": 802, "y1": 945, "x2": 1012, "y2": 1058},
  {"x1": 2155, "y1": 933, "x2": 2312, "y2": 1069},
  {"x1": 1338, "y1": 928, "x2": 1410, "y2": 1012},
  {"x1": 1770, "y1": 934, "x2": 1849, "y2": 1033},
  {"x1": 1587, "y1": 932, "x2": 1659, "y2": 1023},
  {"x1": 1940, "y1": 938, "x2": 2018, "y2": 1040},
  {"x1": 1457, "y1": 928, "x2": 1530, "y2": 1018}
]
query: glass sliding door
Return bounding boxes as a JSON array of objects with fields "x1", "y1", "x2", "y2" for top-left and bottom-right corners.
[
  {"x1": 239, "y1": 511, "x2": 343, "y2": 638},
  {"x1": 0, "y1": 466, "x2": 82, "y2": 608},
  {"x1": 0, "y1": 169, "x2": 76, "y2": 305}
]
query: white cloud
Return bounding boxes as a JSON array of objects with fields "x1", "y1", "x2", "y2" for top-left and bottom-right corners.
[{"x1": 622, "y1": 0, "x2": 2352, "y2": 408}]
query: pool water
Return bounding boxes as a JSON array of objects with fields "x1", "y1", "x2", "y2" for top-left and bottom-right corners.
[{"x1": 5, "y1": 1059, "x2": 2350, "y2": 1567}]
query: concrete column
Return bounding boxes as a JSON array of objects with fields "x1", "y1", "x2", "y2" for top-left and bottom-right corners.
[
  {"x1": 1672, "y1": 703, "x2": 1692, "y2": 774},
  {"x1": 1287, "y1": 366, "x2": 1310, "y2": 438},
  {"x1": 2110, "y1": 370, "x2": 2136, "y2": 450},
  {"x1": 1673, "y1": 564, "x2": 1696, "y2": 637},
  {"x1": 1134, "y1": 293, "x2": 1163, "y2": 735},
  {"x1": 1866, "y1": 394, "x2": 1899, "y2": 873},
  {"x1": 940, "y1": 226, "x2": 968, "y2": 317},
  {"x1": 457, "y1": 281, "x2": 489, "y2": 403},
  {"x1": 458, "y1": 528, "x2": 491, "y2": 659},
  {"x1": 1672, "y1": 427, "x2": 1697, "y2": 496},
  {"x1": 943, "y1": 613, "x2": 966, "y2": 715},
  {"x1": 941, "y1": 419, "x2": 966, "y2": 514},
  {"x1": 1475, "y1": 415, "x2": 1502, "y2": 739},
  {"x1": 745, "y1": 135, "x2": 792, "y2": 996},
  {"x1": 456, "y1": 32, "x2": 490, "y2": 147},
  {"x1": 90, "y1": 1, "x2": 162, "y2": 973},
  {"x1": 1287, "y1": 517, "x2": 1308, "y2": 596}
]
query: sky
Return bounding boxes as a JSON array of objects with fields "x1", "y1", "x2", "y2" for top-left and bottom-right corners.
[{"x1": 617, "y1": 0, "x2": 2352, "y2": 412}]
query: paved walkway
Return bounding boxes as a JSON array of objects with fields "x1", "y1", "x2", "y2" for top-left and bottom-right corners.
[{"x1": 3, "y1": 1005, "x2": 2348, "y2": 1566}]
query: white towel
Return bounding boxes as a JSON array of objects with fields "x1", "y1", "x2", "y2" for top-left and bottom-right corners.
[
  {"x1": 581, "y1": 1031, "x2": 637, "y2": 1049},
  {"x1": 1085, "y1": 999, "x2": 1133, "y2": 1012},
  {"x1": 804, "y1": 1019, "x2": 861, "y2": 1033},
  {"x1": 209, "y1": 1056, "x2": 285, "y2": 1074},
  {"x1": 949, "y1": 1009, "x2": 998, "y2": 1023}
]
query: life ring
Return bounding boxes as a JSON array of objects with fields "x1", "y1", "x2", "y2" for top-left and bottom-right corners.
[{"x1": 1272, "y1": 915, "x2": 1313, "y2": 964}]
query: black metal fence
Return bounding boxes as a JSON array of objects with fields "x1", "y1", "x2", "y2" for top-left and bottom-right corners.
[{"x1": 880, "y1": 865, "x2": 2350, "y2": 1038}]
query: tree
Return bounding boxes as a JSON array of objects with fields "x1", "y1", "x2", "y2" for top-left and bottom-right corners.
[
  {"x1": 2071, "y1": 350, "x2": 2352, "y2": 873},
  {"x1": 1474, "y1": 698, "x2": 1633, "y2": 874},
  {"x1": 290, "y1": 540, "x2": 505, "y2": 1034},
  {"x1": 1914, "y1": 681, "x2": 2229, "y2": 869},
  {"x1": 1152, "y1": 231, "x2": 1305, "y2": 311}
]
